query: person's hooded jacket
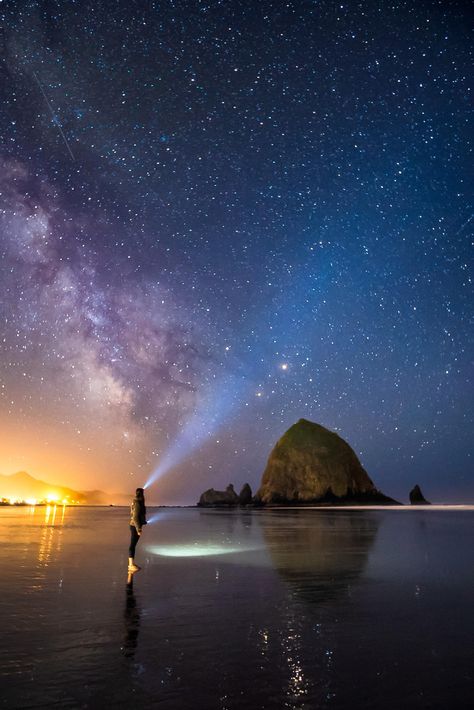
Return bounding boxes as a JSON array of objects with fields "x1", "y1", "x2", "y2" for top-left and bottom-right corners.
[{"x1": 130, "y1": 496, "x2": 147, "y2": 533}]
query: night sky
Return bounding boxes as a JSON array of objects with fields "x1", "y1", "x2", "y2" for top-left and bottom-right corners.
[{"x1": 0, "y1": 0, "x2": 472, "y2": 504}]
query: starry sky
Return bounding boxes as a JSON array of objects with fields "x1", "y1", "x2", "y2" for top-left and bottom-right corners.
[{"x1": 0, "y1": 0, "x2": 472, "y2": 504}]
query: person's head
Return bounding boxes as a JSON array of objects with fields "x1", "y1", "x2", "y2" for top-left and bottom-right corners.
[{"x1": 135, "y1": 487, "x2": 145, "y2": 500}]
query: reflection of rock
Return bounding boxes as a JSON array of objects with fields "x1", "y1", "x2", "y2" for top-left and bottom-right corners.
[
  {"x1": 409, "y1": 484, "x2": 431, "y2": 505},
  {"x1": 238, "y1": 483, "x2": 252, "y2": 506},
  {"x1": 256, "y1": 419, "x2": 399, "y2": 505},
  {"x1": 261, "y1": 511, "x2": 379, "y2": 604},
  {"x1": 198, "y1": 484, "x2": 239, "y2": 507}
]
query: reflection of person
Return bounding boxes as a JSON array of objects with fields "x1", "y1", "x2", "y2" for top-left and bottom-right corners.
[
  {"x1": 128, "y1": 487, "x2": 147, "y2": 572},
  {"x1": 121, "y1": 572, "x2": 141, "y2": 657}
]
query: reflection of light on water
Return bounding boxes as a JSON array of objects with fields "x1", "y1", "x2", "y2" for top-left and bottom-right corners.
[
  {"x1": 258, "y1": 628, "x2": 270, "y2": 658},
  {"x1": 37, "y1": 505, "x2": 67, "y2": 567},
  {"x1": 288, "y1": 657, "x2": 305, "y2": 698},
  {"x1": 281, "y1": 620, "x2": 310, "y2": 702},
  {"x1": 38, "y1": 508, "x2": 55, "y2": 565},
  {"x1": 147, "y1": 543, "x2": 262, "y2": 558}
]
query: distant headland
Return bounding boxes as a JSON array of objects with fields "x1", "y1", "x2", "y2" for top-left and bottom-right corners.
[{"x1": 0, "y1": 471, "x2": 128, "y2": 506}]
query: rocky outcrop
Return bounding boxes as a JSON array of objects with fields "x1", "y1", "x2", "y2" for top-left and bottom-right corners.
[
  {"x1": 238, "y1": 483, "x2": 252, "y2": 506},
  {"x1": 409, "y1": 484, "x2": 431, "y2": 505},
  {"x1": 198, "y1": 484, "x2": 239, "y2": 507},
  {"x1": 256, "y1": 419, "x2": 399, "y2": 505}
]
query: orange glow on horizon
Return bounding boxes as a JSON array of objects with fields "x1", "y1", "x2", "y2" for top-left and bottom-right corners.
[
  {"x1": 1, "y1": 494, "x2": 78, "y2": 506},
  {"x1": 0, "y1": 415, "x2": 140, "y2": 493}
]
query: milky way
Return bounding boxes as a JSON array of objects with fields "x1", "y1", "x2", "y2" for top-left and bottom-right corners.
[{"x1": 0, "y1": 1, "x2": 472, "y2": 502}]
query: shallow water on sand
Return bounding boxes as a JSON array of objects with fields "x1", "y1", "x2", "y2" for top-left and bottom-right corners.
[{"x1": 1, "y1": 505, "x2": 473, "y2": 709}]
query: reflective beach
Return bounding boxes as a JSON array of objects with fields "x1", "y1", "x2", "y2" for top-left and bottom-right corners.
[{"x1": 1, "y1": 506, "x2": 473, "y2": 709}]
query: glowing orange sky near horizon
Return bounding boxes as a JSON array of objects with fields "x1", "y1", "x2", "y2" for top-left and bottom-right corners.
[{"x1": 0, "y1": 414, "x2": 147, "y2": 493}]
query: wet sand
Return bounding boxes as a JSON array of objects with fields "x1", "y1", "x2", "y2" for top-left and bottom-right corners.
[{"x1": 1, "y1": 505, "x2": 473, "y2": 709}]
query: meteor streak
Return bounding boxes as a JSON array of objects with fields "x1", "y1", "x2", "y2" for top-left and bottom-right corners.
[{"x1": 33, "y1": 72, "x2": 76, "y2": 161}]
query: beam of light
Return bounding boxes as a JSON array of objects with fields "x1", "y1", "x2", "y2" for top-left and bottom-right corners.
[
  {"x1": 145, "y1": 257, "x2": 330, "y2": 492},
  {"x1": 146, "y1": 512, "x2": 165, "y2": 524},
  {"x1": 146, "y1": 543, "x2": 262, "y2": 558},
  {"x1": 144, "y1": 373, "x2": 246, "y2": 489}
]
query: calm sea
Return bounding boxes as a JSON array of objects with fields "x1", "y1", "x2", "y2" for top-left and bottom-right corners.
[{"x1": 0, "y1": 505, "x2": 473, "y2": 709}]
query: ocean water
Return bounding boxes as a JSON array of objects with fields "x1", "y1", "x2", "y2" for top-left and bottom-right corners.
[{"x1": 0, "y1": 505, "x2": 473, "y2": 709}]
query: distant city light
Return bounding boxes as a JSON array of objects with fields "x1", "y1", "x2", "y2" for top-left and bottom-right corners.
[{"x1": 0, "y1": 493, "x2": 76, "y2": 506}]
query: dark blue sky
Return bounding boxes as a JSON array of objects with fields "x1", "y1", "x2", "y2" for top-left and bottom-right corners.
[{"x1": 0, "y1": 0, "x2": 472, "y2": 503}]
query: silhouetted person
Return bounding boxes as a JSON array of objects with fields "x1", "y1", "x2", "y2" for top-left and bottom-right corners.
[{"x1": 128, "y1": 487, "x2": 147, "y2": 572}]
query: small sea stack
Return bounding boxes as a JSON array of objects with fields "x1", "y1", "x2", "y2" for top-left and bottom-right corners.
[
  {"x1": 409, "y1": 484, "x2": 431, "y2": 505},
  {"x1": 238, "y1": 483, "x2": 252, "y2": 506}
]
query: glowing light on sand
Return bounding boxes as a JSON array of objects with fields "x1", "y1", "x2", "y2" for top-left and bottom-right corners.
[{"x1": 147, "y1": 543, "x2": 262, "y2": 558}]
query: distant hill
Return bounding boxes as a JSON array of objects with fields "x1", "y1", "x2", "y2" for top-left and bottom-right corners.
[{"x1": 0, "y1": 471, "x2": 128, "y2": 505}]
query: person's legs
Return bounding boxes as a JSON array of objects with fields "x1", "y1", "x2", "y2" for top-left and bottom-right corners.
[
  {"x1": 129, "y1": 525, "x2": 139, "y2": 557},
  {"x1": 128, "y1": 525, "x2": 141, "y2": 571}
]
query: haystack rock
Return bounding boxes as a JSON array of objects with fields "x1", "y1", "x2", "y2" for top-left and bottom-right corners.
[
  {"x1": 198, "y1": 483, "x2": 239, "y2": 507},
  {"x1": 409, "y1": 484, "x2": 431, "y2": 505},
  {"x1": 256, "y1": 419, "x2": 398, "y2": 505}
]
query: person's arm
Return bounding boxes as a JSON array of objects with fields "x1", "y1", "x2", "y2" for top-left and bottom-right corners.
[{"x1": 132, "y1": 501, "x2": 142, "y2": 533}]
